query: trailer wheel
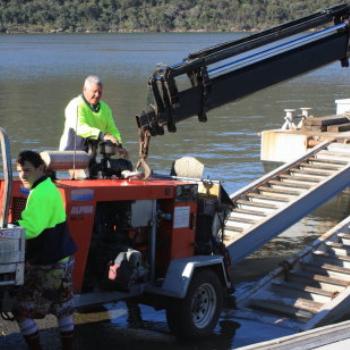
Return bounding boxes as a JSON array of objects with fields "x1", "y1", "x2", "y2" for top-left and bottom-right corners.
[{"x1": 166, "y1": 269, "x2": 223, "y2": 339}]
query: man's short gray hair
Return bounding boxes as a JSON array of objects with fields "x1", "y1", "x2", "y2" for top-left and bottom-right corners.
[{"x1": 84, "y1": 75, "x2": 103, "y2": 89}]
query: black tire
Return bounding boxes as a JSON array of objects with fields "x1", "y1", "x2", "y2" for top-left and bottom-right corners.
[{"x1": 166, "y1": 269, "x2": 223, "y2": 339}]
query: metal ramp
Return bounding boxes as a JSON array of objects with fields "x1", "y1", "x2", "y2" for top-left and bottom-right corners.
[
  {"x1": 223, "y1": 140, "x2": 350, "y2": 264},
  {"x1": 232, "y1": 215, "x2": 350, "y2": 331}
]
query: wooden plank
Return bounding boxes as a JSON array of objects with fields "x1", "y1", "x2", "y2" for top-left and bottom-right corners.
[
  {"x1": 313, "y1": 251, "x2": 350, "y2": 262},
  {"x1": 236, "y1": 199, "x2": 278, "y2": 210},
  {"x1": 326, "y1": 241, "x2": 350, "y2": 249},
  {"x1": 247, "y1": 192, "x2": 290, "y2": 203},
  {"x1": 326, "y1": 241, "x2": 350, "y2": 256},
  {"x1": 311, "y1": 254, "x2": 350, "y2": 271},
  {"x1": 318, "y1": 150, "x2": 350, "y2": 159},
  {"x1": 223, "y1": 226, "x2": 244, "y2": 233},
  {"x1": 299, "y1": 161, "x2": 342, "y2": 171},
  {"x1": 284, "y1": 273, "x2": 345, "y2": 293},
  {"x1": 258, "y1": 186, "x2": 301, "y2": 196},
  {"x1": 271, "y1": 280, "x2": 337, "y2": 298},
  {"x1": 308, "y1": 156, "x2": 348, "y2": 166},
  {"x1": 301, "y1": 262, "x2": 350, "y2": 277},
  {"x1": 250, "y1": 299, "x2": 315, "y2": 320},
  {"x1": 290, "y1": 271, "x2": 350, "y2": 287},
  {"x1": 279, "y1": 174, "x2": 320, "y2": 184},
  {"x1": 226, "y1": 216, "x2": 256, "y2": 225},
  {"x1": 327, "y1": 142, "x2": 350, "y2": 153},
  {"x1": 230, "y1": 213, "x2": 264, "y2": 221},
  {"x1": 339, "y1": 236, "x2": 350, "y2": 246},
  {"x1": 252, "y1": 290, "x2": 323, "y2": 313},
  {"x1": 299, "y1": 165, "x2": 337, "y2": 174},
  {"x1": 315, "y1": 263, "x2": 350, "y2": 275},
  {"x1": 268, "y1": 179, "x2": 311, "y2": 190},
  {"x1": 290, "y1": 168, "x2": 332, "y2": 177},
  {"x1": 270, "y1": 282, "x2": 333, "y2": 304},
  {"x1": 231, "y1": 208, "x2": 267, "y2": 217},
  {"x1": 315, "y1": 154, "x2": 350, "y2": 163},
  {"x1": 250, "y1": 295, "x2": 322, "y2": 315},
  {"x1": 225, "y1": 221, "x2": 252, "y2": 231}
]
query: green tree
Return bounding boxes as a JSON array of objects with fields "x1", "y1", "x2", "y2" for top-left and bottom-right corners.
[{"x1": 0, "y1": 0, "x2": 346, "y2": 33}]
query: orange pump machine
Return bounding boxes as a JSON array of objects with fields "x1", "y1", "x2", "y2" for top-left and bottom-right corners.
[{"x1": 9, "y1": 175, "x2": 199, "y2": 293}]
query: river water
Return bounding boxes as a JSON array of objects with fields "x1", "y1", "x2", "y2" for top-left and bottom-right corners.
[{"x1": 1, "y1": 32, "x2": 350, "y2": 348}]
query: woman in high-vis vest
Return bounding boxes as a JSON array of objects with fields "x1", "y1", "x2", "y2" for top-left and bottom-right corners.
[{"x1": 13, "y1": 150, "x2": 77, "y2": 350}]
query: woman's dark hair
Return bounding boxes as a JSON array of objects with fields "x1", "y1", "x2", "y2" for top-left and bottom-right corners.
[{"x1": 16, "y1": 150, "x2": 45, "y2": 168}]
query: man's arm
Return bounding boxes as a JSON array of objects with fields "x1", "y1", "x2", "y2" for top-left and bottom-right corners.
[{"x1": 104, "y1": 114, "x2": 123, "y2": 144}]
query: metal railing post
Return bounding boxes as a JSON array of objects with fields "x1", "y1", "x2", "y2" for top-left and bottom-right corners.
[{"x1": 0, "y1": 127, "x2": 12, "y2": 228}]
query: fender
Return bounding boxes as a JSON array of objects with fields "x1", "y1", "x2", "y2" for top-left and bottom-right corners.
[{"x1": 146, "y1": 255, "x2": 231, "y2": 299}]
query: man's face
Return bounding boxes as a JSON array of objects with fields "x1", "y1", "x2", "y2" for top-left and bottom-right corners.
[
  {"x1": 17, "y1": 161, "x2": 45, "y2": 189},
  {"x1": 83, "y1": 82, "x2": 103, "y2": 105}
]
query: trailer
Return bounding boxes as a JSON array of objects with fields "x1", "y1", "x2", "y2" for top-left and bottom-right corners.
[{"x1": 2, "y1": 4, "x2": 350, "y2": 339}]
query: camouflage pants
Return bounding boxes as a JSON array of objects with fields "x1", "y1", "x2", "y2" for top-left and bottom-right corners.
[{"x1": 13, "y1": 257, "x2": 75, "y2": 319}]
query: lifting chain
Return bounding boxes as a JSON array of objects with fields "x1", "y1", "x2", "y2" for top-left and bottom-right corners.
[{"x1": 136, "y1": 127, "x2": 152, "y2": 179}]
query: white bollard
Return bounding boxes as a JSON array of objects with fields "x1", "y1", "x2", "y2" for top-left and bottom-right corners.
[
  {"x1": 297, "y1": 107, "x2": 312, "y2": 128},
  {"x1": 281, "y1": 109, "x2": 296, "y2": 130}
]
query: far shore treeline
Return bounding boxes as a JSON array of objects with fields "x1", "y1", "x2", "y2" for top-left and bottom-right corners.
[{"x1": 0, "y1": 0, "x2": 346, "y2": 34}]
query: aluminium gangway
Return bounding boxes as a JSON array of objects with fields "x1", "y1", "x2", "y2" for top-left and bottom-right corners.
[
  {"x1": 220, "y1": 140, "x2": 350, "y2": 330},
  {"x1": 222, "y1": 140, "x2": 350, "y2": 264},
  {"x1": 232, "y1": 215, "x2": 350, "y2": 331}
]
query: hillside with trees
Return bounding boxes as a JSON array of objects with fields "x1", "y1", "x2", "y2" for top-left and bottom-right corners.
[{"x1": 0, "y1": 0, "x2": 345, "y2": 33}]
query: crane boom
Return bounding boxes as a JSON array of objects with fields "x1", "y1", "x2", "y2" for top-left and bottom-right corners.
[
  {"x1": 135, "y1": 4, "x2": 350, "y2": 173},
  {"x1": 137, "y1": 4, "x2": 350, "y2": 135}
]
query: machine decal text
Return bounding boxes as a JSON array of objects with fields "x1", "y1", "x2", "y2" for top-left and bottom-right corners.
[{"x1": 173, "y1": 206, "x2": 190, "y2": 228}]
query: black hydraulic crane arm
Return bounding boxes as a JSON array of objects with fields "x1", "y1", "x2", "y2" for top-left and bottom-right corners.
[{"x1": 135, "y1": 4, "x2": 350, "y2": 174}]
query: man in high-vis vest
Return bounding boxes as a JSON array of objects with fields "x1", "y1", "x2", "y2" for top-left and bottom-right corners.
[
  {"x1": 13, "y1": 151, "x2": 77, "y2": 350},
  {"x1": 59, "y1": 75, "x2": 127, "y2": 158}
]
